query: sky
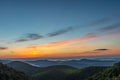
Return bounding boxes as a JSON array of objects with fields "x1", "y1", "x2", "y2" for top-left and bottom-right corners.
[{"x1": 0, "y1": 0, "x2": 120, "y2": 59}]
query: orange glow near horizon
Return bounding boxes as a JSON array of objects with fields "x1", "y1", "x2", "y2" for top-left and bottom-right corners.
[
  {"x1": 0, "y1": 44, "x2": 120, "y2": 59},
  {"x1": 0, "y1": 33, "x2": 120, "y2": 59}
]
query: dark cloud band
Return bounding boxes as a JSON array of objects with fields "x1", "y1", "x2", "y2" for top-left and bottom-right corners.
[
  {"x1": 15, "y1": 33, "x2": 43, "y2": 43},
  {"x1": 47, "y1": 26, "x2": 79, "y2": 37},
  {"x1": 99, "y1": 23, "x2": 120, "y2": 32},
  {"x1": 0, "y1": 47, "x2": 8, "y2": 50},
  {"x1": 94, "y1": 49, "x2": 109, "y2": 51}
]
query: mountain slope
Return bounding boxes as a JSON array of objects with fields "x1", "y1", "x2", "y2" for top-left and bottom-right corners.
[
  {"x1": 88, "y1": 62, "x2": 120, "y2": 80},
  {"x1": 7, "y1": 61, "x2": 40, "y2": 75},
  {"x1": 33, "y1": 65, "x2": 106, "y2": 80},
  {"x1": 33, "y1": 62, "x2": 120, "y2": 80},
  {"x1": 66, "y1": 66, "x2": 107, "y2": 80},
  {"x1": 0, "y1": 62, "x2": 29, "y2": 80}
]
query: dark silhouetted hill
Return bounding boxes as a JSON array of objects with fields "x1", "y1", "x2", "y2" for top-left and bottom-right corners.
[
  {"x1": 33, "y1": 65, "x2": 106, "y2": 80},
  {"x1": 7, "y1": 61, "x2": 40, "y2": 75},
  {"x1": 88, "y1": 62, "x2": 120, "y2": 80},
  {"x1": 0, "y1": 62, "x2": 29, "y2": 80},
  {"x1": 4, "y1": 60, "x2": 120, "y2": 80}
]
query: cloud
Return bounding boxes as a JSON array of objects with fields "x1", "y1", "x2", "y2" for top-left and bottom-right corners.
[
  {"x1": 15, "y1": 39, "x2": 28, "y2": 43},
  {"x1": 26, "y1": 33, "x2": 99, "y2": 52},
  {"x1": 88, "y1": 17, "x2": 111, "y2": 26},
  {"x1": 15, "y1": 33, "x2": 44, "y2": 43},
  {"x1": 26, "y1": 33, "x2": 43, "y2": 40},
  {"x1": 13, "y1": 16, "x2": 118, "y2": 43},
  {"x1": 81, "y1": 48, "x2": 109, "y2": 54},
  {"x1": 99, "y1": 23, "x2": 120, "y2": 32},
  {"x1": 94, "y1": 48, "x2": 109, "y2": 51},
  {"x1": 47, "y1": 17, "x2": 112, "y2": 37},
  {"x1": 48, "y1": 32, "x2": 118, "y2": 51},
  {"x1": 34, "y1": 33, "x2": 99, "y2": 48},
  {"x1": 47, "y1": 26, "x2": 79, "y2": 37},
  {"x1": 0, "y1": 47, "x2": 8, "y2": 50}
]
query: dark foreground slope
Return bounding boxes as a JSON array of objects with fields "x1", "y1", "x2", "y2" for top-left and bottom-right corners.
[
  {"x1": 32, "y1": 62, "x2": 120, "y2": 80},
  {"x1": 4, "y1": 60, "x2": 120, "y2": 80},
  {"x1": 7, "y1": 61, "x2": 40, "y2": 75},
  {"x1": 33, "y1": 65, "x2": 106, "y2": 80},
  {"x1": 0, "y1": 62, "x2": 29, "y2": 80},
  {"x1": 88, "y1": 62, "x2": 120, "y2": 80}
]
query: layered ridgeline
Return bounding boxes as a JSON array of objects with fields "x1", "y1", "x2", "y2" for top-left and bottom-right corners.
[
  {"x1": 1, "y1": 60, "x2": 120, "y2": 80},
  {"x1": 33, "y1": 66, "x2": 107, "y2": 80},
  {"x1": 7, "y1": 61, "x2": 40, "y2": 75},
  {"x1": 7, "y1": 61, "x2": 107, "y2": 80},
  {"x1": 6, "y1": 61, "x2": 107, "y2": 80},
  {"x1": 32, "y1": 62, "x2": 120, "y2": 80},
  {"x1": 1, "y1": 59, "x2": 117, "y2": 68},
  {"x1": 25, "y1": 59, "x2": 116, "y2": 68},
  {"x1": 0, "y1": 62, "x2": 29, "y2": 80}
]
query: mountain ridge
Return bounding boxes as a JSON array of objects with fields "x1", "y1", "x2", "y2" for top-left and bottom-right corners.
[{"x1": 0, "y1": 62, "x2": 29, "y2": 80}]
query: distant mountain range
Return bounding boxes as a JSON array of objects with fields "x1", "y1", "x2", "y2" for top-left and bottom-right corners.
[
  {"x1": 4, "y1": 58, "x2": 118, "y2": 76},
  {"x1": 31, "y1": 61, "x2": 120, "y2": 80},
  {"x1": 0, "y1": 59, "x2": 12, "y2": 64},
  {"x1": 25, "y1": 59, "x2": 117, "y2": 68},
  {"x1": 5, "y1": 61, "x2": 108, "y2": 80},
  {"x1": 1, "y1": 59, "x2": 118, "y2": 68},
  {"x1": 1, "y1": 59, "x2": 120, "y2": 80}
]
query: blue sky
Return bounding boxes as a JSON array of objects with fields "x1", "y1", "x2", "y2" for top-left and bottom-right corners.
[{"x1": 0, "y1": 0, "x2": 120, "y2": 59}]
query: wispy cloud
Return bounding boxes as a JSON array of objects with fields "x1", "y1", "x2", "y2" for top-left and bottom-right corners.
[
  {"x1": 15, "y1": 33, "x2": 43, "y2": 43},
  {"x1": 26, "y1": 33, "x2": 43, "y2": 40},
  {"x1": 86, "y1": 23, "x2": 120, "y2": 37},
  {"x1": 0, "y1": 47, "x2": 8, "y2": 50},
  {"x1": 28, "y1": 33, "x2": 99, "y2": 49},
  {"x1": 88, "y1": 17, "x2": 111, "y2": 26},
  {"x1": 98, "y1": 23, "x2": 120, "y2": 32},
  {"x1": 13, "y1": 16, "x2": 116, "y2": 43},
  {"x1": 27, "y1": 32, "x2": 120, "y2": 52},
  {"x1": 15, "y1": 39, "x2": 28, "y2": 43},
  {"x1": 47, "y1": 26, "x2": 79, "y2": 37},
  {"x1": 12, "y1": 16, "x2": 119, "y2": 44},
  {"x1": 47, "y1": 17, "x2": 112, "y2": 37},
  {"x1": 51, "y1": 33, "x2": 97, "y2": 46}
]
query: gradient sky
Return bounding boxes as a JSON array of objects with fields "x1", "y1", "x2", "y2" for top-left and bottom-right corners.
[{"x1": 0, "y1": 0, "x2": 120, "y2": 59}]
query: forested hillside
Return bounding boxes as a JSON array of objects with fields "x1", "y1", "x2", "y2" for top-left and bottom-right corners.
[
  {"x1": 0, "y1": 62, "x2": 29, "y2": 80},
  {"x1": 32, "y1": 65, "x2": 106, "y2": 80},
  {"x1": 1, "y1": 61, "x2": 120, "y2": 80},
  {"x1": 88, "y1": 62, "x2": 120, "y2": 80},
  {"x1": 32, "y1": 62, "x2": 120, "y2": 80}
]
